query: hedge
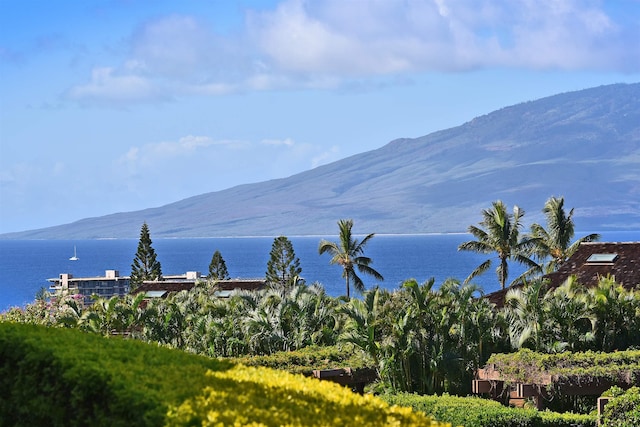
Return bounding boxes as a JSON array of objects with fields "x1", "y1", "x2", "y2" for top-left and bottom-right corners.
[
  {"x1": 601, "y1": 386, "x2": 640, "y2": 427},
  {"x1": 167, "y1": 366, "x2": 443, "y2": 426},
  {"x1": 380, "y1": 392, "x2": 596, "y2": 427},
  {"x1": 0, "y1": 322, "x2": 227, "y2": 426},
  {"x1": 232, "y1": 344, "x2": 369, "y2": 375},
  {"x1": 486, "y1": 349, "x2": 640, "y2": 386},
  {"x1": 0, "y1": 322, "x2": 447, "y2": 427}
]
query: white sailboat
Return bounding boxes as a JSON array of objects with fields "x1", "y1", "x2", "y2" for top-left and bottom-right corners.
[{"x1": 69, "y1": 246, "x2": 79, "y2": 261}]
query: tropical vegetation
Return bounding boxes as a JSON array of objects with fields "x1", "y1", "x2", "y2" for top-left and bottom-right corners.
[
  {"x1": 601, "y1": 386, "x2": 640, "y2": 427},
  {"x1": 528, "y1": 196, "x2": 600, "y2": 273},
  {"x1": 0, "y1": 322, "x2": 445, "y2": 427},
  {"x1": 1, "y1": 197, "x2": 637, "y2": 424},
  {"x1": 319, "y1": 219, "x2": 384, "y2": 298},
  {"x1": 5, "y1": 274, "x2": 638, "y2": 395},
  {"x1": 458, "y1": 201, "x2": 539, "y2": 289}
]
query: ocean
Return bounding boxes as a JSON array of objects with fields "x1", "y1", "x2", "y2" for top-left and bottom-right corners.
[{"x1": 1, "y1": 231, "x2": 638, "y2": 312}]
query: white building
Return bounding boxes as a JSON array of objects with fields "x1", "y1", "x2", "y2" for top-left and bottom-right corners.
[{"x1": 48, "y1": 270, "x2": 130, "y2": 306}]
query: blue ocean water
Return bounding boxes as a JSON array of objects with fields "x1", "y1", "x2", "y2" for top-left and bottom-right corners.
[{"x1": 1, "y1": 231, "x2": 638, "y2": 312}]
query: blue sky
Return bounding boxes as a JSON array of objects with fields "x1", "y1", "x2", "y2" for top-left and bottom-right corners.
[{"x1": 1, "y1": 0, "x2": 639, "y2": 234}]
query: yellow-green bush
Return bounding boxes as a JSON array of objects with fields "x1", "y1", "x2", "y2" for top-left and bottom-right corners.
[
  {"x1": 167, "y1": 365, "x2": 449, "y2": 427},
  {"x1": 1, "y1": 322, "x2": 448, "y2": 427}
]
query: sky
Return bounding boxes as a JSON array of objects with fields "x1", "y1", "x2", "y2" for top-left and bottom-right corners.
[{"x1": 1, "y1": 0, "x2": 639, "y2": 234}]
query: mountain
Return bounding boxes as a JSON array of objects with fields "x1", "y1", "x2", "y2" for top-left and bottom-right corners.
[{"x1": 3, "y1": 83, "x2": 639, "y2": 239}]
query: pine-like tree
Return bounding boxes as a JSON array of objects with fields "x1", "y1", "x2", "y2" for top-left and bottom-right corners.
[
  {"x1": 266, "y1": 236, "x2": 302, "y2": 288},
  {"x1": 208, "y1": 250, "x2": 230, "y2": 280},
  {"x1": 130, "y1": 222, "x2": 162, "y2": 290}
]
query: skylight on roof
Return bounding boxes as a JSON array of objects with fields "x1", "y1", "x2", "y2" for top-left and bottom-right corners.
[
  {"x1": 587, "y1": 253, "x2": 618, "y2": 263},
  {"x1": 145, "y1": 290, "x2": 167, "y2": 298}
]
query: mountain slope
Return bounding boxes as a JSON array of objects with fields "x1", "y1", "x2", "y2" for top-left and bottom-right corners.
[{"x1": 4, "y1": 83, "x2": 639, "y2": 239}]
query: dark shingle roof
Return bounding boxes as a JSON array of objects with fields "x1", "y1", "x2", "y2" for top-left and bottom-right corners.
[
  {"x1": 544, "y1": 242, "x2": 640, "y2": 289},
  {"x1": 485, "y1": 242, "x2": 640, "y2": 307},
  {"x1": 131, "y1": 278, "x2": 266, "y2": 297}
]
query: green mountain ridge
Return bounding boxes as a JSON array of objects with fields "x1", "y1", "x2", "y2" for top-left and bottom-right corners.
[{"x1": 3, "y1": 83, "x2": 639, "y2": 239}]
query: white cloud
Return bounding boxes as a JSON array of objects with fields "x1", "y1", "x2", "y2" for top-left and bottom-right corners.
[
  {"x1": 249, "y1": 0, "x2": 632, "y2": 73},
  {"x1": 117, "y1": 135, "x2": 245, "y2": 168},
  {"x1": 311, "y1": 145, "x2": 340, "y2": 169},
  {"x1": 261, "y1": 138, "x2": 295, "y2": 146},
  {"x1": 66, "y1": 0, "x2": 639, "y2": 106},
  {"x1": 111, "y1": 134, "x2": 342, "y2": 197},
  {"x1": 67, "y1": 67, "x2": 167, "y2": 106},
  {"x1": 0, "y1": 163, "x2": 33, "y2": 188},
  {"x1": 129, "y1": 15, "x2": 245, "y2": 81}
]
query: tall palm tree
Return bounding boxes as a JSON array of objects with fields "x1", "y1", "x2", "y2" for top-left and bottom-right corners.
[
  {"x1": 318, "y1": 219, "x2": 384, "y2": 299},
  {"x1": 529, "y1": 196, "x2": 600, "y2": 273},
  {"x1": 458, "y1": 201, "x2": 539, "y2": 289}
]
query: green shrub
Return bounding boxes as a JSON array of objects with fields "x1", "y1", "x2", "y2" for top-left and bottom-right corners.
[
  {"x1": 539, "y1": 410, "x2": 596, "y2": 427},
  {"x1": 381, "y1": 393, "x2": 537, "y2": 427},
  {"x1": 380, "y1": 392, "x2": 596, "y2": 427},
  {"x1": 0, "y1": 322, "x2": 445, "y2": 427},
  {"x1": 232, "y1": 344, "x2": 369, "y2": 375},
  {"x1": 166, "y1": 366, "x2": 448, "y2": 427},
  {"x1": 602, "y1": 386, "x2": 640, "y2": 427},
  {"x1": 486, "y1": 349, "x2": 640, "y2": 385},
  {"x1": 0, "y1": 322, "x2": 225, "y2": 426}
]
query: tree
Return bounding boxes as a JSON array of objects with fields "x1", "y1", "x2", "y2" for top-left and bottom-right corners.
[
  {"x1": 265, "y1": 236, "x2": 302, "y2": 288},
  {"x1": 338, "y1": 287, "x2": 385, "y2": 367},
  {"x1": 35, "y1": 286, "x2": 50, "y2": 302},
  {"x1": 130, "y1": 222, "x2": 162, "y2": 290},
  {"x1": 208, "y1": 250, "x2": 230, "y2": 280},
  {"x1": 458, "y1": 201, "x2": 539, "y2": 289},
  {"x1": 589, "y1": 276, "x2": 639, "y2": 351},
  {"x1": 529, "y1": 196, "x2": 600, "y2": 273},
  {"x1": 318, "y1": 219, "x2": 384, "y2": 299},
  {"x1": 504, "y1": 279, "x2": 547, "y2": 351},
  {"x1": 543, "y1": 277, "x2": 596, "y2": 352}
]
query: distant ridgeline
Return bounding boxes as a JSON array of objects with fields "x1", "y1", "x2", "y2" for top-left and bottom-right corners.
[{"x1": 2, "y1": 82, "x2": 638, "y2": 239}]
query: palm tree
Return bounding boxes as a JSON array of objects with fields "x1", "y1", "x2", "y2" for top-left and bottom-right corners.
[
  {"x1": 588, "y1": 275, "x2": 638, "y2": 351},
  {"x1": 529, "y1": 196, "x2": 600, "y2": 273},
  {"x1": 458, "y1": 201, "x2": 539, "y2": 289},
  {"x1": 504, "y1": 279, "x2": 547, "y2": 351},
  {"x1": 338, "y1": 287, "x2": 385, "y2": 367},
  {"x1": 543, "y1": 276, "x2": 595, "y2": 352},
  {"x1": 318, "y1": 219, "x2": 384, "y2": 299}
]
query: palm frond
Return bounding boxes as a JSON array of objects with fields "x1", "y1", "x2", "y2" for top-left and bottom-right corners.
[{"x1": 463, "y1": 259, "x2": 491, "y2": 285}]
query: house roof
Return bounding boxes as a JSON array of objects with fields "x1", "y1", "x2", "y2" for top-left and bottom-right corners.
[
  {"x1": 544, "y1": 242, "x2": 640, "y2": 289},
  {"x1": 131, "y1": 278, "x2": 266, "y2": 297},
  {"x1": 485, "y1": 241, "x2": 640, "y2": 307}
]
